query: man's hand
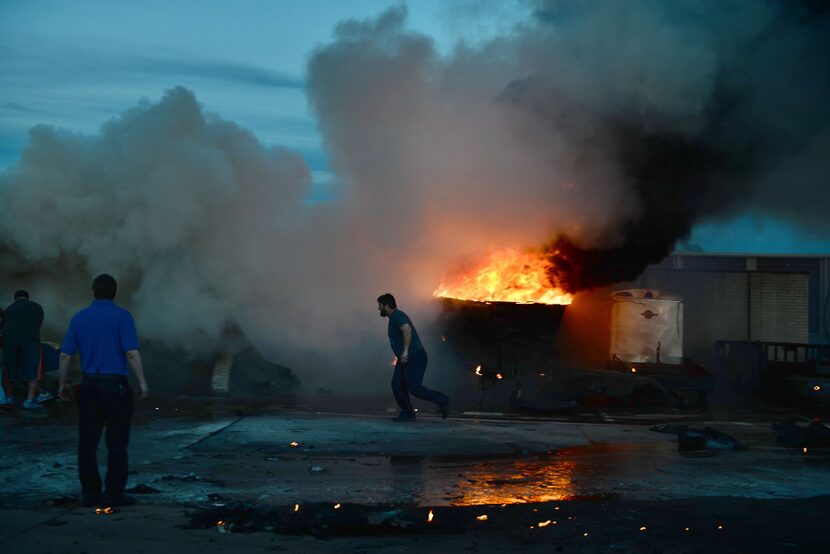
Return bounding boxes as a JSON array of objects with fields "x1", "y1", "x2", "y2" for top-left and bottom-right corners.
[
  {"x1": 399, "y1": 351, "x2": 409, "y2": 364},
  {"x1": 137, "y1": 382, "x2": 149, "y2": 400},
  {"x1": 58, "y1": 353, "x2": 72, "y2": 401}
]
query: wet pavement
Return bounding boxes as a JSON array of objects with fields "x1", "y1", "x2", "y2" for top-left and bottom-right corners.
[{"x1": 1, "y1": 395, "x2": 829, "y2": 552}]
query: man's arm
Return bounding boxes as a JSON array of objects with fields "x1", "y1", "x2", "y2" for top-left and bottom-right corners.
[
  {"x1": 126, "y1": 349, "x2": 149, "y2": 399},
  {"x1": 58, "y1": 353, "x2": 72, "y2": 400},
  {"x1": 400, "y1": 323, "x2": 412, "y2": 363}
]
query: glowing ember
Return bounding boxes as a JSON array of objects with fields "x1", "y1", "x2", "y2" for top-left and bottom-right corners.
[
  {"x1": 294, "y1": 504, "x2": 300, "y2": 512},
  {"x1": 640, "y1": 526, "x2": 647, "y2": 531},
  {"x1": 474, "y1": 365, "x2": 483, "y2": 376},
  {"x1": 538, "y1": 520, "x2": 552, "y2": 527},
  {"x1": 95, "y1": 507, "x2": 114, "y2": 515},
  {"x1": 334, "y1": 503, "x2": 341, "y2": 509},
  {"x1": 427, "y1": 509, "x2": 434, "y2": 523},
  {"x1": 496, "y1": 373, "x2": 504, "y2": 380},
  {"x1": 814, "y1": 385, "x2": 822, "y2": 391},
  {"x1": 289, "y1": 442, "x2": 300, "y2": 447},
  {"x1": 476, "y1": 514, "x2": 488, "y2": 521},
  {"x1": 434, "y1": 249, "x2": 572, "y2": 305}
]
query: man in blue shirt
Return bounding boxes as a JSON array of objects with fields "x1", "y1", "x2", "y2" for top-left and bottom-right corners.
[
  {"x1": 377, "y1": 293, "x2": 449, "y2": 422},
  {"x1": 59, "y1": 274, "x2": 149, "y2": 507}
]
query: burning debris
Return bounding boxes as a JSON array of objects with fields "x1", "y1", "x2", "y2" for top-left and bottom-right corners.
[
  {"x1": 434, "y1": 249, "x2": 572, "y2": 305},
  {"x1": 187, "y1": 501, "x2": 464, "y2": 537}
]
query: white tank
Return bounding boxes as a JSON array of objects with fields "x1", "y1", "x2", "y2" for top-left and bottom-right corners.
[{"x1": 610, "y1": 289, "x2": 683, "y2": 365}]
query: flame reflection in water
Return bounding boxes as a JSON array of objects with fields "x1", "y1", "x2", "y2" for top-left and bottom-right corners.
[{"x1": 451, "y1": 458, "x2": 577, "y2": 506}]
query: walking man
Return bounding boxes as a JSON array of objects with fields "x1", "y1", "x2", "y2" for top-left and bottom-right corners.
[
  {"x1": 59, "y1": 274, "x2": 149, "y2": 507},
  {"x1": 2, "y1": 290, "x2": 46, "y2": 409},
  {"x1": 377, "y1": 293, "x2": 449, "y2": 422}
]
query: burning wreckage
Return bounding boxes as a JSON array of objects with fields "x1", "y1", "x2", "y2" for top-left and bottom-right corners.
[{"x1": 433, "y1": 249, "x2": 710, "y2": 413}]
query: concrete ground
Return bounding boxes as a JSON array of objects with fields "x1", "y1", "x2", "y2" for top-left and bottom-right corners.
[{"x1": 1, "y1": 394, "x2": 829, "y2": 553}]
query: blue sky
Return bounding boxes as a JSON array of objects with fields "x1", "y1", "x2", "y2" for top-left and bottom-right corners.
[
  {"x1": 1, "y1": 0, "x2": 520, "y2": 196},
  {"x1": 1, "y1": 0, "x2": 827, "y2": 254}
]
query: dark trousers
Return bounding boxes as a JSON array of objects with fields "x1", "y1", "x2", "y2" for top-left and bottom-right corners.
[
  {"x1": 2, "y1": 338, "x2": 41, "y2": 381},
  {"x1": 77, "y1": 378, "x2": 134, "y2": 499},
  {"x1": 391, "y1": 350, "x2": 448, "y2": 416}
]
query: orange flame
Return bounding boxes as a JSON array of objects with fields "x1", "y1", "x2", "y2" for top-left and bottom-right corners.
[{"x1": 434, "y1": 249, "x2": 572, "y2": 305}]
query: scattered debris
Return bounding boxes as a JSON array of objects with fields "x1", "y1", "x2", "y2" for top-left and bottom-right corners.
[
  {"x1": 44, "y1": 495, "x2": 77, "y2": 506},
  {"x1": 187, "y1": 501, "x2": 463, "y2": 537},
  {"x1": 125, "y1": 484, "x2": 161, "y2": 494},
  {"x1": 161, "y1": 473, "x2": 225, "y2": 487},
  {"x1": 772, "y1": 420, "x2": 830, "y2": 448},
  {"x1": 309, "y1": 466, "x2": 326, "y2": 474},
  {"x1": 651, "y1": 423, "x2": 747, "y2": 451}
]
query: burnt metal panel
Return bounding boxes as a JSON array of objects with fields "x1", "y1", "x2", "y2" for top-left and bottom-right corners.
[{"x1": 436, "y1": 298, "x2": 566, "y2": 373}]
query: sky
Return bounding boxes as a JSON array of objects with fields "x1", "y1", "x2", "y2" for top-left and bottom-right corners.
[
  {"x1": 1, "y1": 0, "x2": 828, "y2": 255},
  {"x1": 0, "y1": 0, "x2": 521, "y2": 199}
]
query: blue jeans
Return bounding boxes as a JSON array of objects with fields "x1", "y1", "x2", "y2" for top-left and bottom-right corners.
[{"x1": 390, "y1": 350, "x2": 448, "y2": 416}]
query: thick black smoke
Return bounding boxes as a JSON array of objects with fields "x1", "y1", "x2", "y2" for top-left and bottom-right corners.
[{"x1": 309, "y1": 1, "x2": 830, "y2": 292}]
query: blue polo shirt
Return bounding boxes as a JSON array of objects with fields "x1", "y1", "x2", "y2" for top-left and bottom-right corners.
[{"x1": 60, "y1": 300, "x2": 140, "y2": 376}]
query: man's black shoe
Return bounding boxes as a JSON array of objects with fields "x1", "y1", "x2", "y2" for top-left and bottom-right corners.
[
  {"x1": 392, "y1": 415, "x2": 416, "y2": 422},
  {"x1": 103, "y1": 494, "x2": 135, "y2": 507},
  {"x1": 81, "y1": 494, "x2": 101, "y2": 507}
]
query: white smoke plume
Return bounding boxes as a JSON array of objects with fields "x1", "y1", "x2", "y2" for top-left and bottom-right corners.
[{"x1": 0, "y1": 88, "x2": 398, "y2": 388}]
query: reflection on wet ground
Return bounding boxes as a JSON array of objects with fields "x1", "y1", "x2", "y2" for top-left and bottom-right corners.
[
  {"x1": 398, "y1": 442, "x2": 677, "y2": 506},
  {"x1": 2, "y1": 397, "x2": 829, "y2": 511}
]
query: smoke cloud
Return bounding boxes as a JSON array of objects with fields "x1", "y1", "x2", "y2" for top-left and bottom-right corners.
[
  {"x1": 308, "y1": 1, "x2": 830, "y2": 291},
  {"x1": 0, "y1": 88, "x2": 399, "y2": 388},
  {"x1": 1, "y1": 1, "x2": 828, "y2": 385}
]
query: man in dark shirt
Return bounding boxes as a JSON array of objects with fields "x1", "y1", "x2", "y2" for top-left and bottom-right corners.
[
  {"x1": 2, "y1": 290, "x2": 45, "y2": 409},
  {"x1": 377, "y1": 293, "x2": 449, "y2": 422},
  {"x1": 59, "y1": 274, "x2": 149, "y2": 507}
]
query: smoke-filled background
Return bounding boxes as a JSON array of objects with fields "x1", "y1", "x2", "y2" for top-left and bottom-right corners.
[{"x1": 1, "y1": 0, "x2": 828, "y2": 385}]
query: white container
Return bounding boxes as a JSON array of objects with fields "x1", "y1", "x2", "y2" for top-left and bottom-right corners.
[{"x1": 610, "y1": 289, "x2": 683, "y2": 364}]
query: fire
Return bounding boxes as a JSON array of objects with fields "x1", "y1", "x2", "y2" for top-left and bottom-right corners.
[{"x1": 434, "y1": 249, "x2": 572, "y2": 305}]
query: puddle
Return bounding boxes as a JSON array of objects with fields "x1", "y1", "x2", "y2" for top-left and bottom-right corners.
[{"x1": 408, "y1": 441, "x2": 679, "y2": 505}]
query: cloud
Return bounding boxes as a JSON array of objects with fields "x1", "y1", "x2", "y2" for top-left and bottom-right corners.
[{"x1": 121, "y1": 55, "x2": 304, "y2": 89}]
